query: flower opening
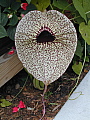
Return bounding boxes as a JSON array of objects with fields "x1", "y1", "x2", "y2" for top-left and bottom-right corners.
[{"x1": 36, "y1": 30, "x2": 55, "y2": 43}]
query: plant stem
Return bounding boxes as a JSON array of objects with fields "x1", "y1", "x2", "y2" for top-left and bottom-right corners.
[
  {"x1": 50, "y1": 4, "x2": 53, "y2": 10},
  {"x1": 68, "y1": 41, "x2": 86, "y2": 99},
  {"x1": 69, "y1": 15, "x2": 80, "y2": 20},
  {"x1": 40, "y1": 84, "x2": 48, "y2": 120},
  {"x1": 62, "y1": 3, "x2": 72, "y2": 14},
  {"x1": 11, "y1": 75, "x2": 29, "y2": 101}
]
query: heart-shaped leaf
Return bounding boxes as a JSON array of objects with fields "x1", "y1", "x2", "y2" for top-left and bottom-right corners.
[
  {"x1": 7, "y1": 26, "x2": 16, "y2": 40},
  {"x1": 53, "y1": 0, "x2": 74, "y2": 11},
  {"x1": 79, "y1": 21, "x2": 90, "y2": 45},
  {"x1": 0, "y1": 25, "x2": 7, "y2": 38},
  {"x1": 72, "y1": 62, "x2": 82, "y2": 75},
  {"x1": 8, "y1": 15, "x2": 18, "y2": 26},
  {"x1": 31, "y1": 0, "x2": 50, "y2": 11},
  {"x1": 73, "y1": 0, "x2": 87, "y2": 22},
  {"x1": 82, "y1": 0, "x2": 90, "y2": 13},
  {"x1": 1, "y1": 13, "x2": 8, "y2": 26},
  {"x1": 75, "y1": 40, "x2": 83, "y2": 58}
]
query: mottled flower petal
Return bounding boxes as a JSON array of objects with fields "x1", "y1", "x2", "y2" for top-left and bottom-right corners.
[{"x1": 15, "y1": 10, "x2": 77, "y2": 85}]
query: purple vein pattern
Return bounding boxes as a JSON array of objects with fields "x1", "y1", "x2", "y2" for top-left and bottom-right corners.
[{"x1": 15, "y1": 10, "x2": 77, "y2": 85}]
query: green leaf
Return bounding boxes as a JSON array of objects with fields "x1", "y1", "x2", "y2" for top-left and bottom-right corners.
[
  {"x1": 87, "y1": 44, "x2": 90, "y2": 53},
  {"x1": 72, "y1": 62, "x2": 82, "y2": 75},
  {"x1": 0, "y1": 0, "x2": 9, "y2": 7},
  {"x1": 0, "y1": 25, "x2": 7, "y2": 38},
  {"x1": 82, "y1": 0, "x2": 90, "y2": 13},
  {"x1": 26, "y1": 0, "x2": 31, "y2": 4},
  {"x1": 1, "y1": 13, "x2": 8, "y2": 26},
  {"x1": 73, "y1": 0, "x2": 87, "y2": 22},
  {"x1": 3, "y1": 8, "x2": 11, "y2": 13},
  {"x1": 74, "y1": 11, "x2": 85, "y2": 24},
  {"x1": 0, "y1": 6, "x2": 1, "y2": 24},
  {"x1": 85, "y1": 56, "x2": 89, "y2": 62},
  {"x1": 0, "y1": 0, "x2": 12, "y2": 7},
  {"x1": 33, "y1": 78, "x2": 44, "y2": 90},
  {"x1": 70, "y1": 77, "x2": 77, "y2": 81},
  {"x1": 53, "y1": 0, "x2": 74, "y2": 11},
  {"x1": 0, "y1": 99, "x2": 12, "y2": 107},
  {"x1": 49, "y1": 103, "x2": 58, "y2": 105},
  {"x1": 8, "y1": 14, "x2": 18, "y2": 26},
  {"x1": 7, "y1": 26, "x2": 16, "y2": 40},
  {"x1": 21, "y1": 3, "x2": 37, "y2": 14},
  {"x1": 11, "y1": 2, "x2": 21, "y2": 10},
  {"x1": 79, "y1": 21, "x2": 90, "y2": 45},
  {"x1": 31, "y1": 0, "x2": 50, "y2": 11},
  {"x1": 75, "y1": 40, "x2": 83, "y2": 58}
]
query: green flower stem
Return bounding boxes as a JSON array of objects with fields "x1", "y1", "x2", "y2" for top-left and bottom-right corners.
[
  {"x1": 62, "y1": 3, "x2": 72, "y2": 14},
  {"x1": 68, "y1": 41, "x2": 86, "y2": 99},
  {"x1": 11, "y1": 75, "x2": 29, "y2": 101},
  {"x1": 70, "y1": 10, "x2": 90, "y2": 21},
  {"x1": 49, "y1": 4, "x2": 53, "y2": 10},
  {"x1": 69, "y1": 91, "x2": 84, "y2": 100},
  {"x1": 70, "y1": 16, "x2": 80, "y2": 21},
  {"x1": 85, "y1": 11, "x2": 90, "y2": 14}
]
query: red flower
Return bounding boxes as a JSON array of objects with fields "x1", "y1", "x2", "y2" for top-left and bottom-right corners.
[
  {"x1": 18, "y1": 101, "x2": 26, "y2": 108},
  {"x1": 21, "y1": 3, "x2": 28, "y2": 10},
  {"x1": 8, "y1": 50, "x2": 14, "y2": 55},
  {"x1": 12, "y1": 101, "x2": 26, "y2": 113},
  {"x1": 12, "y1": 107, "x2": 19, "y2": 112}
]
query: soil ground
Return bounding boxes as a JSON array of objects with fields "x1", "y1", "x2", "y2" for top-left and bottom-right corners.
[{"x1": 0, "y1": 63, "x2": 90, "y2": 120}]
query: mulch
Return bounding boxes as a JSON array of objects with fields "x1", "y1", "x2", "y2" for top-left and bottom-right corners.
[{"x1": 0, "y1": 64, "x2": 90, "y2": 120}]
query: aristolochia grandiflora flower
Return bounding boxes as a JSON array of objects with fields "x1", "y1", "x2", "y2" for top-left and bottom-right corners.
[{"x1": 15, "y1": 10, "x2": 77, "y2": 85}]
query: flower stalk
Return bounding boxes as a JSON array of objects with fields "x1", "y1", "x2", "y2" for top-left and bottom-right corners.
[{"x1": 40, "y1": 85, "x2": 48, "y2": 120}]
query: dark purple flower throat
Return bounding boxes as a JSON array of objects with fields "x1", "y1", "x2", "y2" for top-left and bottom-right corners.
[{"x1": 36, "y1": 30, "x2": 55, "y2": 43}]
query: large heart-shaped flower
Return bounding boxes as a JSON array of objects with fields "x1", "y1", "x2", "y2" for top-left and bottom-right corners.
[{"x1": 15, "y1": 10, "x2": 77, "y2": 85}]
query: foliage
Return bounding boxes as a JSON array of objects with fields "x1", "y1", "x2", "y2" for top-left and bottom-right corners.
[
  {"x1": 0, "y1": 99, "x2": 12, "y2": 107},
  {"x1": 0, "y1": 0, "x2": 36, "y2": 40},
  {"x1": 0, "y1": 0, "x2": 90, "y2": 87},
  {"x1": 31, "y1": 0, "x2": 50, "y2": 11},
  {"x1": 45, "y1": 91, "x2": 53, "y2": 99},
  {"x1": 0, "y1": 25, "x2": 7, "y2": 38},
  {"x1": 33, "y1": 78, "x2": 44, "y2": 90},
  {"x1": 52, "y1": 0, "x2": 90, "y2": 74},
  {"x1": 79, "y1": 21, "x2": 90, "y2": 45},
  {"x1": 72, "y1": 62, "x2": 82, "y2": 75},
  {"x1": 73, "y1": 0, "x2": 87, "y2": 22}
]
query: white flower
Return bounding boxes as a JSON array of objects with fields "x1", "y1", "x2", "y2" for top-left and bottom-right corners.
[
  {"x1": 15, "y1": 10, "x2": 77, "y2": 85},
  {"x1": 8, "y1": 14, "x2": 13, "y2": 18}
]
